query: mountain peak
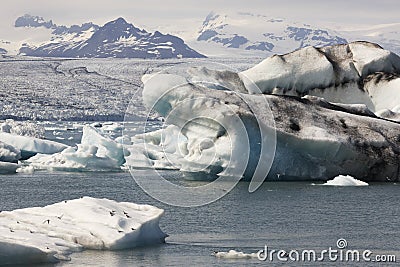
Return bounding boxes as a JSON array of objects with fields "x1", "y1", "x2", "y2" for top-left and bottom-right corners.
[
  {"x1": 109, "y1": 17, "x2": 129, "y2": 25},
  {"x1": 197, "y1": 11, "x2": 347, "y2": 53},
  {"x1": 15, "y1": 14, "x2": 55, "y2": 29},
  {"x1": 18, "y1": 16, "x2": 205, "y2": 59}
]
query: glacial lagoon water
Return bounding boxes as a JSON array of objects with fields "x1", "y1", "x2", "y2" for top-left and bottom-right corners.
[{"x1": 0, "y1": 170, "x2": 399, "y2": 266}]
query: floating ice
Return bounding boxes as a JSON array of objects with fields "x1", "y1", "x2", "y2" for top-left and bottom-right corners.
[
  {"x1": 28, "y1": 126, "x2": 125, "y2": 171},
  {"x1": 213, "y1": 250, "x2": 258, "y2": 259},
  {"x1": 0, "y1": 132, "x2": 68, "y2": 159},
  {"x1": 0, "y1": 141, "x2": 20, "y2": 163},
  {"x1": 138, "y1": 42, "x2": 400, "y2": 182},
  {"x1": 0, "y1": 162, "x2": 19, "y2": 174},
  {"x1": 0, "y1": 141, "x2": 21, "y2": 174},
  {"x1": 0, "y1": 197, "x2": 167, "y2": 265},
  {"x1": 323, "y1": 175, "x2": 369, "y2": 186},
  {"x1": 124, "y1": 125, "x2": 185, "y2": 170},
  {"x1": 16, "y1": 165, "x2": 35, "y2": 174},
  {"x1": 239, "y1": 42, "x2": 400, "y2": 113}
]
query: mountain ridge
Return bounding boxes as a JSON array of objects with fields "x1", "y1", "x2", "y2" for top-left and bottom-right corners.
[{"x1": 15, "y1": 15, "x2": 205, "y2": 59}]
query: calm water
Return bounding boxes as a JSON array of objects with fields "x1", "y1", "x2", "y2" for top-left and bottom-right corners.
[{"x1": 0, "y1": 171, "x2": 399, "y2": 266}]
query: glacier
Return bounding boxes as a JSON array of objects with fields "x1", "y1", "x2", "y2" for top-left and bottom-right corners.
[
  {"x1": 0, "y1": 197, "x2": 166, "y2": 265},
  {"x1": 134, "y1": 41, "x2": 400, "y2": 182}
]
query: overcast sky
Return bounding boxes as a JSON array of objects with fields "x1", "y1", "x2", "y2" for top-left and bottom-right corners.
[{"x1": 1, "y1": 0, "x2": 399, "y2": 31}]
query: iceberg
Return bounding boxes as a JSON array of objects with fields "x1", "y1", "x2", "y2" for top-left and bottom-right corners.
[
  {"x1": 28, "y1": 126, "x2": 125, "y2": 171},
  {"x1": 239, "y1": 41, "x2": 400, "y2": 113},
  {"x1": 0, "y1": 141, "x2": 20, "y2": 163},
  {"x1": 323, "y1": 175, "x2": 369, "y2": 186},
  {"x1": 135, "y1": 42, "x2": 400, "y2": 183},
  {"x1": 0, "y1": 162, "x2": 19, "y2": 174},
  {"x1": 0, "y1": 132, "x2": 68, "y2": 159},
  {"x1": 0, "y1": 141, "x2": 20, "y2": 174},
  {"x1": 0, "y1": 197, "x2": 167, "y2": 265}
]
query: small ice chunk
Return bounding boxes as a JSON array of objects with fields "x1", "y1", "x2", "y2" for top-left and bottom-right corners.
[
  {"x1": 0, "y1": 162, "x2": 19, "y2": 174},
  {"x1": 213, "y1": 249, "x2": 258, "y2": 259},
  {"x1": 323, "y1": 175, "x2": 369, "y2": 186},
  {"x1": 0, "y1": 141, "x2": 21, "y2": 163},
  {"x1": 16, "y1": 165, "x2": 34, "y2": 174}
]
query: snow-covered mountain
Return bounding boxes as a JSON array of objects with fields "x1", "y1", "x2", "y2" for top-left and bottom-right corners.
[
  {"x1": 14, "y1": 14, "x2": 56, "y2": 29},
  {"x1": 12, "y1": 15, "x2": 205, "y2": 59},
  {"x1": 196, "y1": 12, "x2": 348, "y2": 54},
  {"x1": 2, "y1": 13, "x2": 400, "y2": 58},
  {"x1": 337, "y1": 23, "x2": 400, "y2": 55}
]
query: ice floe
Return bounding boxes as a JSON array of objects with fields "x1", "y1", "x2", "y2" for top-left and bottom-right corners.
[
  {"x1": 0, "y1": 197, "x2": 167, "y2": 265},
  {"x1": 213, "y1": 249, "x2": 258, "y2": 259}
]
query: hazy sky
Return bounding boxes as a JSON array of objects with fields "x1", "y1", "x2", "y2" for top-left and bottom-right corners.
[{"x1": 1, "y1": 0, "x2": 399, "y2": 31}]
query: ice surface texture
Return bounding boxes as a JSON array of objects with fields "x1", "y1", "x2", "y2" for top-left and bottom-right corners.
[{"x1": 0, "y1": 197, "x2": 166, "y2": 265}]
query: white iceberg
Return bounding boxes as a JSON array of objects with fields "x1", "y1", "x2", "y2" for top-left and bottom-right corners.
[
  {"x1": 323, "y1": 175, "x2": 369, "y2": 186},
  {"x1": 140, "y1": 73, "x2": 268, "y2": 181},
  {"x1": 28, "y1": 126, "x2": 125, "y2": 171},
  {"x1": 0, "y1": 141, "x2": 20, "y2": 163},
  {"x1": 0, "y1": 141, "x2": 21, "y2": 174},
  {"x1": 0, "y1": 197, "x2": 167, "y2": 265},
  {"x1": 0, "y1": 132, "x2": 68, "y2": 159}
]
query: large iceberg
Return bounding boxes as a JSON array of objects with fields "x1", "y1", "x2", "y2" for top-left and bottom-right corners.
[
  {"x1": 28, "y1": 126, "x2": 125, "y2": 171},
  {"x1": 0, "y1": 197, "x2": 167, "y2": 265},
  {"x1": 133, "y1": 41, "x2": 400, "y2": 182}
]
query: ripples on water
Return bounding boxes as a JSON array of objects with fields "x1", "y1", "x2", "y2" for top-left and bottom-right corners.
[{"x1": 0, "y1": 171, "x2": 399, "y2": 266}]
